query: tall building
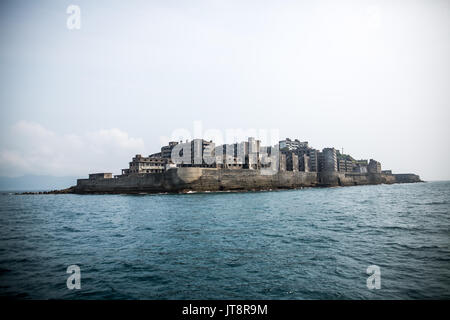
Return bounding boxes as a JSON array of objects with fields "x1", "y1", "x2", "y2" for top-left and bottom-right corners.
[
  {"x1": 189, "y1": 139, "x2": 215, "y2": 167},
  {"x1": 320, "y1": 148, "x2": 337, "y2": 172},
  {"x1": 299, "y1": 154, "x2": 310, "y2": 172},
  {"x1": 286, "y1": 152, "x2": 299, "y2": 171},
  {"x1": 338, "y1": 159, "x2": 355, "y2": 172},
  {"x1": 368, "y1": 159, "x2": 381, "y2": 173},
  {"x1": 119, "y1": 137, "x2": 384, "y2": 178},
  {"x1": 248, "y1": 137, "x2": 261, "y2": 170},
  {"x1": 161, "y1": 141, "x2": 179, "y2": 159},
  {"x1": 307, "y1": 149, "x2": 318, "y2": 172},
  {"x1": 279, "y1": 153, "x2": 287, "y2": 172},
  {"x1": 221, "y1": 143, "x2": 245, "y2": 169}
]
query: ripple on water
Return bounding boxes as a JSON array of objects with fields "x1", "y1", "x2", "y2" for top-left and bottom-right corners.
[{"x1": 0, "y1": 182, "x2": 449, "y2": 299}]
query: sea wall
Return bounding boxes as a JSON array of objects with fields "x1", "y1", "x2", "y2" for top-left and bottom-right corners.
[
  {"x1": 74, "y1": 168, "x2": 318, "y2": 194},
  {"x1": 393, "y1": 173, "x2": 422, "y2": 183},
  {"x1": 194, "y1": 168, "x2": 318, "y2": 191},
  {"x1": 74, "y1": 168, "x2": 418, "y2": 194},
  {"x1": 317, "y1": 172, "x2": 396, "y2": 187}
]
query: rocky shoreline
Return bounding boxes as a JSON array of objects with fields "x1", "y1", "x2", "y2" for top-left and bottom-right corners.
[{"x1": 17, "y1": 186, "x2": 75, "y2": 195}]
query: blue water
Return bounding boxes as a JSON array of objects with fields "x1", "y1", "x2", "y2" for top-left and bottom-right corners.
[{"x1": 0, "y1": 182, "x2": 449, "y2": 299}]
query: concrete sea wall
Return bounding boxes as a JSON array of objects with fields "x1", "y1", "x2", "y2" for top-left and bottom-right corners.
[
  {"x1": 393, "y1": 173, "x2": 422, "y2": 183},
  {"x1": 317, "y1": 172, "x2": 396, "y2": 187},
  {"x1": 74, "y1": 168, "x2": 419, "y2": 194}
]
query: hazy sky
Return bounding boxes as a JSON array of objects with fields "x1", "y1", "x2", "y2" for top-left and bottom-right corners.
[{"x1": 0, "y1": 0, "x2": 449, "y2": 180}]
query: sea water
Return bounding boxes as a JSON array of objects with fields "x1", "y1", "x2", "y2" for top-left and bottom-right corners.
[{"x1": 0, "y1": 182, "x2": 449, "y2": 299}]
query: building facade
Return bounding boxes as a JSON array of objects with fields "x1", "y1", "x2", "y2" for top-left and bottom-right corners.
[
  {"x1": 320, "y1": 148, "x2": 338, "y2": 172},
  {"x1": 368, "y1": 159, "x2": 382, "y2": 173},
  {"x1": 122, "y1": 154, "x2": 168, "y2": 175},
  {"x1": 116, "y1": 137, "x2": 382, "y2": 178}
]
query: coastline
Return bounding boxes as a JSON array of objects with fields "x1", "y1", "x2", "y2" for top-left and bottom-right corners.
[{"x1": 17, "y1": 169, "x2": 423, "y2": 195}]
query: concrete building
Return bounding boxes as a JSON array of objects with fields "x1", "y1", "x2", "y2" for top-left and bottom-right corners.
[
  {"x1": 286, "y1": 152, "x2": 299, "y2": 171},
  {"x1": 149, "y1": 152, "x2": 162, "y2": 158},
  {"x1": 279, "y1": 138, "x2": 320, "y2": 173},
  {"x1": 355, "y1": 159, "x2": 368, "y2": 166},
  {"x1": 117, "y1": 137, "x2": 382, "y2": 178},
  {"x1": 292, "y1": 154, "x2": 299, "y2": 172},
  {"x1": 319, "y1": 148, "x2": 338, "y2": 172},
  {"x1": 353, "y1": 160, "x2": 368, "y2": 174},
  {"x1": 338, "y1": 159, "x2": 355, "y2": 173},
  {"x1": 336, "y1": 151, "x2": 355, "y2": 173},
  {"x1": 248, "y1": 137, "x2": 261, "y2": 170},
  {"x1": 123, "y1": 154, "x2": 168, "y2": 174},
  {"x1": 218, "y1": 137, "x2": 263, "y2": 170},
  {"x1": 221, "y1": 143, "x2": 245, "y2": 169},
  {"x1": 299, "y1": 154, "x2": 310, "y2": 172},
  {"x1": 279, "y1": 138, "x2": 309, "y2": 151},
  {"x1": 89, "y1": 173, "x2": 113, "y2": 180},
  {"x1": 279, "y1": 153, "x2": 287, "y2": 172},
  {"x1": 368, "y1": 159, "x2": 382, "y2": 173},
  {"x1": 187, "y1": 139, "x2": 216, "y2": 168},
  {"x1": 259, "y1": 145, "x2": 277, "y2": 169},
  {"x1": 161, "y1": 141, "x2": 179, "y2": 159},
  {"x1": 353, "y1": 166, "x2": 368, "y2": 174},
  {"x1": 307, "y1": 149, "x2": 318, "y2": 172}
]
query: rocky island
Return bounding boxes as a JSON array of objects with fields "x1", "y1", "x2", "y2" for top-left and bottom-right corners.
[{"x1": 69, "y1": 137, "x2": 422, "y2": 194}]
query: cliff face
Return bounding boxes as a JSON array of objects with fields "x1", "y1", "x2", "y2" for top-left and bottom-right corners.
[{"x1": 74, "y1": 168, "x2": 421, "y2": 194}]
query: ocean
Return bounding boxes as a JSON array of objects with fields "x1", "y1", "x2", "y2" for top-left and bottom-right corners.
[{"x1": 0, "y1": 181, "x2": 449, "y2": 299}]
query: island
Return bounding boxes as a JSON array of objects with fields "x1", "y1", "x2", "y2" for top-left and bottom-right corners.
[{"x1": 66, "y1": 137, "x2": 422, "y2": 194}]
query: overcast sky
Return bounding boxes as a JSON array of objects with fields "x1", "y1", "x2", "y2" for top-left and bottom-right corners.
[{"x1": 0, "y1": 0, "x2": 449, "y2": 180}]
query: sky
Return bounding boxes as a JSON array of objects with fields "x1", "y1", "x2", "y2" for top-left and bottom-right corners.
[{"x1": 0, "y1": 0, "x2": 449, "y2": 180}]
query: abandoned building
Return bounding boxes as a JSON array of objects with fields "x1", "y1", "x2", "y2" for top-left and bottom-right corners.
[{"x1": 87, "y1": 137, "x2": 382, "y2": 179}]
